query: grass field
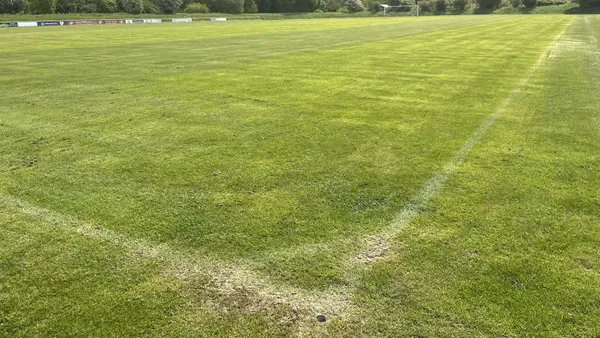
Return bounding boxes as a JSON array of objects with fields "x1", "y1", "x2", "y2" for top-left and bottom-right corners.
[{"x1": 1, "y1": 15, "x2": 599, "y2": 337}]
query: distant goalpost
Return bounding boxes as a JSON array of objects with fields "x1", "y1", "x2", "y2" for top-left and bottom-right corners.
[{"x1": 381, "y1": 3, "x2": 420, "y2": 17}]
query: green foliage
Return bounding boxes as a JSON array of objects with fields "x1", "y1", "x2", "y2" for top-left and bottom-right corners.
[
  {"x1": 368, "y1": 0, "x2": 381, "y2": 11},
  {"x1": 142, "y1": 0, "x2": 156, "y2": 11},
  {"x1": 418, "y1": 0, "x2": 434, "y2": 10},
  {"x1": 476, "y1": 0, "x2": 500, "y2": 8},
  {"x1": 30, "y1": 0, "x2": 57, "y2": 12},
  {"x1": 452, "y1": 0, "x2": 467, "y2": 9},
  {"x1": 507, "y1": 0, "x2": 520, "y2": 7},
  {"x1": 434, "y1": 0, "x2": 446, "y2": 10},
  {"x1": 336, "y1": 4, "x2": 348, "y2": 10},
  {"x1": 324, "y1": 0, "x2": 343, "y2": 11},
  {"x1": 95, "y1": 0, "x2": 116, "y2": 11},
  {"x1": 572, "y1": 0, "x2": 599, "y2": 6},
  {"x1": 344, "y1": 0, "x2": 364, "y2": 11},
  {"x1": 536, "y1": 0, "x2": 566, "y2": 5},
  {"x1": 119, "y1": 0, "x2": 143, "y2": 13},
  {"x1": 155, "y1": 0, "x2": 180, "y2": 13},
  {"x1": 522, "y1": 0, "x2": 535, "y2": 6},
  {"x1": 0, "y1": 0, "x2": 26, "y2": 13},
  {"x1": 201, "y1": 0, "x2": 243, "y2": 13},
  {"x1": 184, "y1": 1, "x2": 208, "y2": 11},
  {"x1": 244, "y1": 0, "x2": 258, "y2": 12},
  {"x1": 314, "y1": 7, "x2": 323, "y2": 10},
  {"x1": 257, "y1": 0, "x2": 270, "y2": 11}
]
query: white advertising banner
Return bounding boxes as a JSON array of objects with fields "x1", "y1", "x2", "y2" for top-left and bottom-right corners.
[
  {"x1": 171, "y1": 18, "x2": 192, "y2": 23},
  {"x1": 17, "y1": 21, "x2": 38, "y2": 27}
]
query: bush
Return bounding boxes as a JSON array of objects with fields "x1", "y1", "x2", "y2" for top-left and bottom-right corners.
[
  {"x1": 336, "y1": 4, "x2": 348, "y2": 10},
  {"x1": 244, "y1": 0, "x2": 257, "y2": 11},
  {"x1": 507, "y1": 0, "x2": 519, "y2": 6},
  {"x1": 521, "y1": 0, "x2": 535, "y2": 6},
  {"x1": 184, "y1": 1, "x2": 208, "y2": 11},
  {"x1": 343, "y1": 0, "x2": 364, "y2": 11},
  {"x1": 120, "y1": 0, "x2": 143, "y2": 13},
  {"x1": 314, "y1": 7, "x2": 323, "y2": 10},
  {"x1": 0, "y1": 0, "x2": 26, "y2": 13},
  {"x1": 434, "y1": 0, "x2": 446, "y2": 10}
]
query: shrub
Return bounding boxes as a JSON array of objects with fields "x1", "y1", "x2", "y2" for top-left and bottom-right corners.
[
  {"x1": 336, "y1": 4, "x2": 348, "y2": 10},
  {"x1": 344, "y1": 0, "x2": 364, "y2": 11},
  {"x1": 0, "y1": 0, "x2": 26, "y2": 13},
  {"x1": 521, "y1": 0, "x2": 535, "y2": 6},
  {"x1": 184, "y1": 1, "x2": 208, "y2": 11},
  {"x1": 508, "y1": 0, "x2": 519, "y2": 6},
  {"x1": 314, "y1": 7, "x2": 323, "y2": 10},
  {"x1": 120, "y1": 0, "x2": 143, "y2": 13},
  {"x1": 244, "y1": 0, "x2": 257, "y2": 11},
  {"x1": 434, "y1": 0, "x2": 446, "y2": 10}
]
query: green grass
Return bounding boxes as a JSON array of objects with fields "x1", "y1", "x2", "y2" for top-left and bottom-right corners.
[{"x1": 1, "y1": 15, "x2": 599, "y2": 336}]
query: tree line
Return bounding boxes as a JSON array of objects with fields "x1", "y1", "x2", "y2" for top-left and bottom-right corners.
[{"x1": 0, "y1": 0, "x2": 597, "y2": 16}]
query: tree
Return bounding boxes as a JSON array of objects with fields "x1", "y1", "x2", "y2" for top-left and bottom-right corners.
[
  {"x1": 452, "y1": 0, "x2": 467, "y2": 9},
  {"x1": 0, "y1": 0, "x2": 26, "y2": 13},
  {"x1": 475, "y1": 0, "x2": 499, "y2": 8},
  {"x1": 244, "y1": 0, "x2": 258, "y2": 11},
  {"x1": 368, "y1": 0, "x2": 381, "y2": 10},
  {"x1": 344, "y1": 0, "x2": 364, "y2": 11},
  {"x1": 120, "y1": 0, "x2": 143, "y2": 13},
  {"x1": 155, "y1": 0, "x2": 180, "y2": 13},
  {"x1": 257, "y1": 0, "x2": 270, "y2": 11},
  {"x1": 204, "y1": 0, "x2": 243, "y2": 13},
  {"x1": 521, "y1": 0, "x2": 535, "y2": 7},
  {"x1": 434, "y1": 0, "x2": 446, "y2": 10},
  {"x1": 572, "y1": 0, "x2": 599, "y2": 6},
  {"x1": 324, "y1": 0, "x2": 343, "y2": 11},
  {"x1": 31, "y1": 0, "x2": 57, "y2": 12}
]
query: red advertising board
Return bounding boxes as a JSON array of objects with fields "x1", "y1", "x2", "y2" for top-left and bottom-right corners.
[
  {"x1": 64, "y1": 20, "x2": 126, "y2": 25},
  {"x1": 65, "y1": 20, "x2": 99, "y2": 25},
  {"x1": 100, "y1": 20, "x2": 126, "y2": 24}
]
